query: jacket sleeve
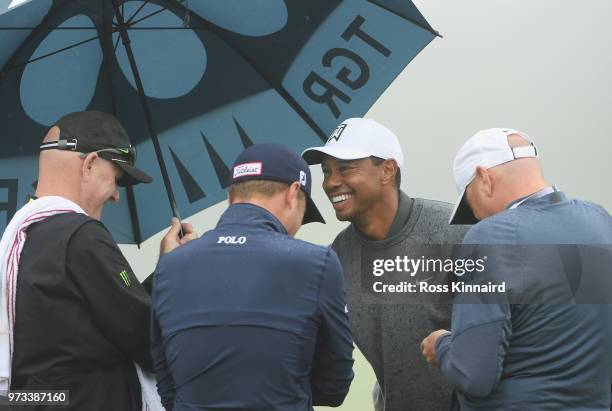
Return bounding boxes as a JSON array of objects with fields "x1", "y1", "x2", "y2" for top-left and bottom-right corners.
[
  {"x1": 66, "y1": 220, "x2": 153, "y2": 371},
  {"x1": 311, "y1": 249, "x2": 355, "y2": 407},
  {"x1": 150, "y1": 275, "x2": 175, "y2": 411},
  {"x1": 435, "y1": 305, "x2": 511, "y2": 397},
  {"x1": 435, "y1": 241, "x2": 512, "y2": 397}
]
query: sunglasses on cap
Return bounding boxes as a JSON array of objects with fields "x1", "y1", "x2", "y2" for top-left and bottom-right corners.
[{"x1": 40, "y1": 139, "x2": 136, "y2": 164}]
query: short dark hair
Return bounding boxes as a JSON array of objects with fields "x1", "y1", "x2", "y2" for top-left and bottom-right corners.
[
  {"x1": 371, "y1": 156, "x2": 401, "y2": 188},
  {"x1": 229, "y1": 180, "x2": 306, "y2": 202}
]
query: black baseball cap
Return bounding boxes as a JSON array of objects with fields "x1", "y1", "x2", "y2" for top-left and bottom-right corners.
[
  {"x1": 39, "y1": 111, "x2": 152, "y2": 187},
  {"x1": 231, "y1": 143, "x2": 325, "y2": 224}
]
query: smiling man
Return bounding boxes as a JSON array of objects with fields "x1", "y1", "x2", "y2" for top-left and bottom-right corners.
[
  {"x1": 302, "y1": 118, "x2": 468, "y2": 411},
  {"x1": 0, "y1": 111, "x2": 194, "y2": 410}
]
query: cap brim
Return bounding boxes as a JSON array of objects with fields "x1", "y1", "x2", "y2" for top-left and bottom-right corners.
[
  {"x1": 303, "y1": 196, "x2": 325, "y2": 224},
  {"x1": 113, "y1": 160, "x2": 153, "y2": 187},
  {"x1": 302, "y1": 146, "x2": 371, "y2": 165},
  {"x1": 449, "y1": 188, "x2": 478, "y2": 225}
]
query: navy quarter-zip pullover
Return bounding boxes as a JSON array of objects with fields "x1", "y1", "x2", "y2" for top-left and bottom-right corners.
[{"x1": 152, "y1": 203, "x2": 354, "y2": 411}]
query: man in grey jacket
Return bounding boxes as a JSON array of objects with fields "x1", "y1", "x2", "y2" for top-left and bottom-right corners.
[{"x1": 302, "y1": 118, "x2": 467, "y2": 411}]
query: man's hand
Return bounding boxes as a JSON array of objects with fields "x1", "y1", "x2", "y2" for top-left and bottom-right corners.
[
  {"x1": 160, "y1": 217, "x2": 197, "y2": 255},
  {"x1": 421, "y1": 329, "x2": 450, "y2": 366}
]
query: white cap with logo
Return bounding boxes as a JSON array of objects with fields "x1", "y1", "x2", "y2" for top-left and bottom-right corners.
[
  {"x1": 449, "y1": 128, "x2": 539, "y2": 225},
  {"x1": 301, "y1": 118, "x2": 404, "y2": 168}
]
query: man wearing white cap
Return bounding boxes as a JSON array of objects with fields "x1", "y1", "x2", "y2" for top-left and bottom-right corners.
[
  {"x1": 421, "y1": 128, "x2": 612, "y2": 410},
  {"x1": 302, "y1": 118, "x2": 467, "y2": 411}
]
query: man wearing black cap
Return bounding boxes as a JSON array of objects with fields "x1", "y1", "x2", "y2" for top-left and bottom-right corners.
[
  {"x1": 151, "y1": 143, "x2": 354, "y2": 410},
  {"x1": 1, "y1": 111, "x2": 193, "y2": 410}
]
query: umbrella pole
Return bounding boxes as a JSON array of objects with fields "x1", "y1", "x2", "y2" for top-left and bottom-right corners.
[
  {"x1": 102, "y1": 0, "x2": 143, "y2": 246},
  {"x1": 110, "y1": 0, "x2": 184, "y2": 228}
]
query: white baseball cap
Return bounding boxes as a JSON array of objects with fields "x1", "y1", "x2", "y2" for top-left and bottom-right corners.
[
  {"x1": 301, "y1": 118, "x2": 404, "y2": 168},
  {"x1": 449, "y1": 128, "x2": 539, "y2": 225}
]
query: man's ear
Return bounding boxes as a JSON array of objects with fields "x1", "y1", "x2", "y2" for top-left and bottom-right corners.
[
  {"x1": 285, "y1": 181, "x2": 301, "y2": 207},
  {"x1": 81, "y1": 152, "x2": 99, "y2": 181},
  {"x1": 379, "y1": 159, "x2": 398, "y2": 186},
  {"x1": 475, "y1": 166, "x2": 493, "y2": 197}
]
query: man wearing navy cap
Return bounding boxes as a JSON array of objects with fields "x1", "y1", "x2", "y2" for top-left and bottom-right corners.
[{"x1": 151, "y1": 143, "x2": 354, "y2": 410}]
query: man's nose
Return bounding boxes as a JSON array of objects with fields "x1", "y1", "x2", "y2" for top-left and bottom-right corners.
[{"x1": 323, "y1": 170, "x2": 341, "y2": 193}]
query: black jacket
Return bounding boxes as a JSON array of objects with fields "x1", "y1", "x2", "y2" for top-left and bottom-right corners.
[{"x1": 11, "y1": 213, "x2": 152, "y2": 410}]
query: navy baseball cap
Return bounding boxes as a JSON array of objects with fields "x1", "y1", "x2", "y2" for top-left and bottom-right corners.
[{"x1": 231, "y1": 143, "x2": 325, "y2": 224}]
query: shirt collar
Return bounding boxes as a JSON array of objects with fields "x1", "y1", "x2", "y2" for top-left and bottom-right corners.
[{"x1": 506, "y1": 186, "x2": 558, "y2": 210}]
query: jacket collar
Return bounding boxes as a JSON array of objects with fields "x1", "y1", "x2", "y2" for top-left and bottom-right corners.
[{"x1": 216, "y1": 203, "x2": 288, "y2": 234}]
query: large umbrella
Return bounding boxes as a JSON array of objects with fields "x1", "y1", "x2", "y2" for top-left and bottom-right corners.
[{"x1": 0, "y1": 0, "x2": 438, "y2": 244}]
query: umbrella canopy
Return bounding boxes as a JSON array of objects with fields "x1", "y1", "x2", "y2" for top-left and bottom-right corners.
[{"x1": 0, "y1": 0, "x2": 438, "y2": 244}]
